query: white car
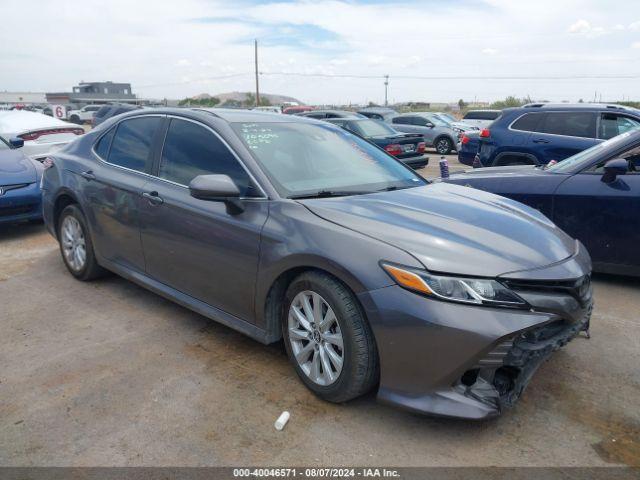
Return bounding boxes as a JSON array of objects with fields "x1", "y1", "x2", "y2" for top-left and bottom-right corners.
[
  {"x1": 0, "y1": 110, "x2": 84, "y2": 161},
  {"x1": 67, "y1": 105, "x2": 102, "y2": 124},
  {"x1": 460, "y1": 110, "x2": 502, "y2": 129}
]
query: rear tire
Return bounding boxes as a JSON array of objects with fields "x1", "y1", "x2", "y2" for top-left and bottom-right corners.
[
  {"x1": 57, "y1": 205, "x2": 106, "y2": 281},
  {"x1": 282, "y1": 271, "x2": 378, "y2": 403},
  {"x1": 69, "y1": 115, "x2": 81, "y2": 124}
]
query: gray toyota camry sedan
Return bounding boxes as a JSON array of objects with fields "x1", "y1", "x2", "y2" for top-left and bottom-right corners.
[{"x1": 42, "y1": 108, "x2": 593, "y2": 419}]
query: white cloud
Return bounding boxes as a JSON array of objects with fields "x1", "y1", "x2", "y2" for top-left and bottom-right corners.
[
  {"x1": 568, "y1": 19, "x2": 592, "y2": 34},
  {"x1": 631, "y1": 41, "x2": 640, "y2": 49},
  {"x1": 482, "y1": 48, "x2": 499, "y2": 55},
  {"x1": 176, "y1": 59, "x2": 191, "y2": 67},
  {"x1": 568, "y1": 19, "x2": 606, "y2": 37},
  {"x1": 613, "y1": 24, "x2": 625, "y2": 31}
]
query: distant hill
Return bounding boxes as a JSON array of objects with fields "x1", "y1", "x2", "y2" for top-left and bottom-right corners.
[{"x1": 199, "y1": 91, "x2": 304, "y2": 106}]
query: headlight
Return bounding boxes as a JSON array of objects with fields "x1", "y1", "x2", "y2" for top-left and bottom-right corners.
[{"x1": 381, "y1": 263, "x2": 527, "y2": 307}]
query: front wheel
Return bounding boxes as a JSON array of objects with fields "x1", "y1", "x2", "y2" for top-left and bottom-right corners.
[
  {"x1": 57, "y1": 204, "x2": 105, "y2": 281},
  {"x1": 435, "y1": 137, "x2": 453, "y2": 155},
  {"x1": 282, "y1": 271, "x2": 378, "y2": 403}
]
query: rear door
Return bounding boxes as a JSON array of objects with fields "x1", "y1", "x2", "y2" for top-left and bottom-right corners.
[
  {"x1": 552, "y1": 145, "x2": 640, "y2": 272},
  {"x1": 83, "y1": 115, "x2": 164, "y2": 271},
  {"x1": 138, "y1": 117, "x2": 268, "y2": 322},
  {"x1": 529, "y1": 111, "x2": 598, "y2": 163}
]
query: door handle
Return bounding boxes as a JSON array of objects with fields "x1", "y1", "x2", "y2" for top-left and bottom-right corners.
[
  {"x1": 142, "y1": 191, "x2": 164, "y2": 205},
  {"x1": 80, "y1": 170, "x2": 96, "y2": 181},
  {"x1": 532, "y1": 138, "x2": 550, "y2": 144}
]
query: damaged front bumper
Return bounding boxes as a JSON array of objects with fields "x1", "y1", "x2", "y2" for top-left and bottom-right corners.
[
  {"x1": 462, "y1": 305, "x2": 591, "y2": 413},
  {"x1": 358, "y1": 244, "x2": 593, "y2": 419}
]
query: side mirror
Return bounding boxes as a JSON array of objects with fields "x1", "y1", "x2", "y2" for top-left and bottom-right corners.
[
  {"x1": 9, "y1": 137, "x2": 24, "y2": 148},
  {"x1": 601, "y1": 158, "x2": 628, "y2": 184},
  {"x1": 189, "y1": 174, "x2": 244, "y2": 214}
]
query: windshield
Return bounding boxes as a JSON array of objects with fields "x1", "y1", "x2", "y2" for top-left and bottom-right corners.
[
  {"x1": 350, "y1": 119, "x2": 396, "y2": 137},
  {"x1": 546, "y1": 129, "x2": 639, "y2": 173},
  {"x1": 436, "y1": 113, "x2": 457, "y2": 124},
  {"x1": 232, "y1": 122, "x2": 426, "y2": 198},
  {"x1": 424, "y1": 115, "x2": 449, "y2": 127}
]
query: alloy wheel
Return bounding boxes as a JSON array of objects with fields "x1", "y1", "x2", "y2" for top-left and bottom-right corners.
[
  {"x1": 287, "y1": 290, "x2": 344, "y2": 386},
  {"x1": 436, "y1": 138, "x2": 451, "y2": 154},
  {"x1": 61, "y1": 216, "x2": 86, "y2": 271}
]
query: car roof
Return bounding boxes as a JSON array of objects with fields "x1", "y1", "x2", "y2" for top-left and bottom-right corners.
[
  {"x1": 300, "y1": 109, "x2": 363, "y2": 116},
  {"x1": 0, "y1": 110, "x2": 75, "y2": 132},
  {"x1": 358, "y1": 107, "x2": 397, "y2": 113},
  {"x1": 520, "y1": 103, "x2": 640, "y2": 113},
  {"x1": 194, "y1": 108, "x2": 302, "y2": 123}
]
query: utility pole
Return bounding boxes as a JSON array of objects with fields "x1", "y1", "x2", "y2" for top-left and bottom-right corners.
[
  {"x1": 384, "y1": 75, "x2": 389, "y2": 106},
  {"x1": 254, "y1": 39, "x2": 260, "y2": 107}
]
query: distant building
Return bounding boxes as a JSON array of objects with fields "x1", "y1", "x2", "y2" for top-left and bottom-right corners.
[
  {"x1": 46, "y1": 81, "x2": 137, "y2": 105},
  {"x1": 0, "y1": 91, "x2": 47, "y2": 106}
]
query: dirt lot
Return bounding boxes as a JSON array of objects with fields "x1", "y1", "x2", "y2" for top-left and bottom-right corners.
[{"x1": 1, "y1": 154, "x2": 639, "y2": 467}]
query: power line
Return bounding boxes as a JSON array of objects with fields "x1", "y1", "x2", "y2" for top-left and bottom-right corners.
[{"x1": 260, "y1": 71, "x2": 640, "y2": 80}]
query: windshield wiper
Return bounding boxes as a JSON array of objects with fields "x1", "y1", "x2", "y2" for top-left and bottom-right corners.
[{"x1": 288, "y1": 190, "x2": 370, "y2": 200}]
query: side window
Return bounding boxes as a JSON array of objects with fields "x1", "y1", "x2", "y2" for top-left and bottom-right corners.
[
  {"x1": 464, "y1": 111, "x2": 480, "y2": 120},
  {"x1": 540, "y1": 112, "x2": 596, "y2": 138},
  {"x1": 511, "y1": 113, "x2": 544, "y2": 132},
  {"x1": 159, "y1": 119, "x2": 255, "y2": 195},
  {"x1": 107, "y1": 116, "x2": 161, "y2": 172},
  {"x1": 94, "y1": 127, "x2": 116, "y2": 159},
  {"x1": 306, "y1": 112, "x2": 326, "y2": 119},
  {"x1": 392, "y1": 116, "x2": 410, "y2": 125},
  {"x1": 599, "y1": 114, "x2": 640, "y2": 140},
  {"x1": 412, "y1": 117, "x2": 428, "y2": 126}
]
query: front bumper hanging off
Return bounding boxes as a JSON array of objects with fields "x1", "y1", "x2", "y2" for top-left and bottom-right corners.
[{"x1": 358, "y1": 245, "x2": 593, "y2": 419}]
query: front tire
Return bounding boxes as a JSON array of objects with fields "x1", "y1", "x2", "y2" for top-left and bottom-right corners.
[
  {"x1": 282, "y1": 271, "x2": 378, "y2": 403},
  {"x1": 57, "y1": 204, "x2": 105, "y2": 281},
  {"x1": 435, "y1": 136, "x2": 453, "y2": 155}
]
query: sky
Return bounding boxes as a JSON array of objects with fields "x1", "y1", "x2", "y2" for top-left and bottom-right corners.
[{"x1": 2, "y1": 0, "x2": 640, "y2": 104}]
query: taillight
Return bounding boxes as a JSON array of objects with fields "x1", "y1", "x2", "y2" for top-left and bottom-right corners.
[
  {"x1": 19, "y1": 128, "x2": 84, "y2": 141},
  {"x1": 417, "y1": 142, "x2": 426, "y2": 153},
  {"x1": 384, "y1": 144, "x2": 403, "y2": 156},
  {"x1": 461, "y1": 135, "x2": 470, "y2": 145},
  {"x1": 479, "y1": 128, "x2": 491, "y2": 138}
]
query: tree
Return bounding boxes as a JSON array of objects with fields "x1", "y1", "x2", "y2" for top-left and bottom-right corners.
[
  {"x1": 490, "y1": 96, "x2": 526, "y2": 109},
  {"x1": 458, "y1": 99, "x2": 467, "y2": 110}
]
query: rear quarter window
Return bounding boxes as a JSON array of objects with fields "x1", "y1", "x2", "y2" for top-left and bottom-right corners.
[{"x1": 510, "y1": 112, "x2": 545, "y2": 132}]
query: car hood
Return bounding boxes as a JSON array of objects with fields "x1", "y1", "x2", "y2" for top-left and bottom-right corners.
[
  {"x1": 0, "y1": 149, "x2": 37, "y2": 184},
  {"x1": 300, "y1": 183, "x2": 576, "y2": 277}
]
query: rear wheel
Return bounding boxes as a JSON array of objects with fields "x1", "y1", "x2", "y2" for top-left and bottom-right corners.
[
  {"x1": 57, "y1": 205, "x2": 105, "y2": 281},
  {"x1": 435, "y1": 137, "x2": 453, "y2": 155},
  {"x1": 69, "y1": 115, "x2": 81, "y2": 124},
  {"x1": 282, "y1": 271, "x2": 378, "y2": 403}
]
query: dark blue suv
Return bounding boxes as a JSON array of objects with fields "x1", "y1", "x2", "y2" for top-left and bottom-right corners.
[{"x1": 465, "y1": 103, "x2": 640, "y2": 167}]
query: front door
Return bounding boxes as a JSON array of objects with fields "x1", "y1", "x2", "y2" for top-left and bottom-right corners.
[
  {"x1": 138, "y1": 117, "x2": 268, "y2": 322},
  {"x1": 553, "y1": 144, "x2": 640, "y2": 272}
]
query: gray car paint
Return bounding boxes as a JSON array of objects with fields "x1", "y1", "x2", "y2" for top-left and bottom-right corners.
[
  {"x1": 391, "y1": 112, "x2": 458, "y2": 150},
  {"x1": 42, "y1": 108, "x2": 592, "y2": 419}
]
